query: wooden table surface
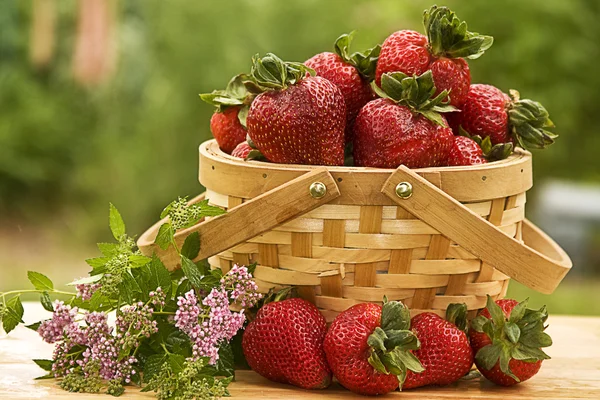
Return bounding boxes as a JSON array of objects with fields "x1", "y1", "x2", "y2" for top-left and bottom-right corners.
[{"x1": 1, "y1": 303, "x2": 599, "y2": 399}]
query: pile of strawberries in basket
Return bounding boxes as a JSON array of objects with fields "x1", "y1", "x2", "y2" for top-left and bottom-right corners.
[
  {"x1": 242, "y1": 295, "x2": 552, "y2": 395},
  {"x1": 201, "y1": 5, "x2": 558, "y2": 169}
]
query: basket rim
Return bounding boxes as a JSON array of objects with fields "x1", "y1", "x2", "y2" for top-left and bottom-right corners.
[{"x1": 200, "y1": 139, "x2": 531, "y2": 174}]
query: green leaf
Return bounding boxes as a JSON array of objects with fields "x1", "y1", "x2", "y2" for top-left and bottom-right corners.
[
  {"x1": 499, "y1": 344, "x2": 519, "y2": 382},
  {"x1": 26, "y1": 321, "x2": 42, "y2": 331},
  {"x1": 147, "y1": 255, "x2": 172, "y2": 293},
  {"x1": 504, "y1": 322, "x2": 521, "y2": 344},
  {"x1": 40, "y1": 292, "x2": 54, "y2": 312},
  {"x1": 34, "y1": 373, "x2": 54, "y2": 380},
  {"x1": 520, "y1": 330, "x2": 553, "y2": 348},
  {"x1": 181, "y1": 255, "x2": 204, "y2": 289},
  {"x1": 471, "y1": 315, "x2": 488, "y2": 332},
  {"x1": 380, "y1": 300, "x2": 410, "y2": 331},
  {"x1": 85, "y1": 257, "x2": 110, "y2": 268},
  {"x1": 384, "y1": 330, "x2": 419, "y2": 351},
  {"x1": 129, "y1": 254, "x2": 152, "y2": 268},
  {"x1": 109, "y1": 203, "x2": 126, "y2": 240},
  {"x1": 393, "y1": 347, "x2": 425, "y2": 373},
  {"x1": 367, "y1": 327, "x2": 388, "y2": 352},
  {"x1": 2, "y1": 296, "x2": 24, "y2": 333},
  {"x1": 367, "y1": 350, "x2": 388, "y2": 375},
  {"x1": 475, "y1": 343, "x2": 502, "y2": 371},
  {"x1": 118, "y1": 271, "x2": 142, "y2": 304},
  {"x1": 33, "y1": 359, "x2": 53, "y2": 372},
  {"x1": 246, "y1": 262, "x2": 257, "y2": 276},
  {"x1": 67, "y1": 274, "x2": 103, "y2": 286},
  {"x1": 216, "y1": 343, "x2": 235, "y2": 378},
  {"x1": 237, "y1": 106, "x2": 249, "y2": 128},
  {"x1": 486, "y1": 295, "x2": 506, "y2": 328},
  {"x1": 155, "y1": 223, "x2": 174, "y2": 251},
  {"x1": 509, "y1": 299, "x2": 528, "y2": 323},
  {"x1": 27, "y1": 271, "x2": 53, "y2": 291},
  {"x1": 446, "y1": 303, "x2": 468, "y2": 332},
  {"x1": 143, "y1": 354, "x2": 168, "y2": 383},
  {"x1": 97, "y1": 243, "x2": 119, "y2": 257},
  {"x1": 181, "y1": 232, "x2": 201, "y2": 260},
  {"x1": 168, "y1": 354, "x2": 186, "y2": 373}
]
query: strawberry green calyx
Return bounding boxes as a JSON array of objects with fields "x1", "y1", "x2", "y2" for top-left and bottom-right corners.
[
  {"x1": 334, "y1": 31, "x2": 381, "y2": 80},
  {"x1": 458, "y1": 126, "x2": 514, "y2": 161},
  {"x1": 200, "y1": 74, "x2": 254, "y2": 127},
  {"x1": 374, "y1": 71, "x2": 457, "y2": 127},
  {"x1": 507, "y1": 90, "x2": 558, "y2": 150},
  {"x1": 446, "y1": 303, "x2": 468, "y2": 333},
  {"x1": 423, "y1": 5, "x2": 493, "y2": 60},
  {"x1": 249, "y1": 53, "x2": 315, "y2": 91},
  {"x1": 366, "y1": 299, "x2": 424, "y2": 389},
  {"x1": 471, "y1": 296, "x2": 552, "y2": 382}
]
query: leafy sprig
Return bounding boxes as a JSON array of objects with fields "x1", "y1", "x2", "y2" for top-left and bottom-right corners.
[{"x1": 1, "y1": 199, "x2": 253, "y2": 400}]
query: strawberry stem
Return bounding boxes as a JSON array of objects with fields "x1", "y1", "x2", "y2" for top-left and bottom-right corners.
[
  {"x1": 249, "y1": 53, "x2": 314, "y2": 91},
  {"x1": 334, "y1": 32, "x2": 381, "y2": 80}
]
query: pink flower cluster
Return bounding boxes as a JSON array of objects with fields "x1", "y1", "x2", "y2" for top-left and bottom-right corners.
[
  {"x1": 38, "y1": 301, "x2": 79, "y2": 344},
  {"x1": 75, "y1": 283, "x2": 101, "y2": 301},
  {"x1": 175, "y1": 288, "x2": 245, "y2": 363},
  {"x1": 220, "y1": 264, "x2": 262, "y2": 307},
  {"x1": 38, "y1": 299, "x2": 158, "y2": 384},
  {"x1": 174, "y1": 265, "x2": 261, "y2": 364}
]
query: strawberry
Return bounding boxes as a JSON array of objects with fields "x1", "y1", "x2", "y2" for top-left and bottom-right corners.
[
  {"x1": 245, "y1": 53, "x2": 345, "y2": 165},
  {"x1": 353, "y1": 71, "x2": 455, "y2": 168},
  {"x1": 446, "y1": 136, "x2": 487, "y2": 166},
  {"x1": 242, "y1": 298, "x2": 331, "y2": 390},
  {"x1": 324, "y1": 300, "x2": 424, "y2": 395},
  {"x1": 404, "y1": 304, "x2": 474, "y2": 389},
  {"x1": 376, "y1": 6, "x2": 493, "y2": 107},
  {"x1": 305, "y1": 32, "x2": 379, "y2": 143},
  {"x1": 449, "y1": 84, "x2": 558, "y2": 149},
  {"x1": 231, "y1": 139, "x2": 267, "y2": 161},
  {"x1": 200, "y1": 75, "x2": 254, "y2": 154},
  {"x1": 469, "y1": 296, "x2": 552, "y2": 386}
]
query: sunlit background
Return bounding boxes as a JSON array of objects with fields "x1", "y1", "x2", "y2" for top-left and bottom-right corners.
[{"x1": 1, "y1": 0, "x2": 599, "y2": 314}]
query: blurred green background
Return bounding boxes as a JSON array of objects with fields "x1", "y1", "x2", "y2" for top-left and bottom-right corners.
[{"x1": 1, "y1": 0, "x2": 599, "y2": 314}]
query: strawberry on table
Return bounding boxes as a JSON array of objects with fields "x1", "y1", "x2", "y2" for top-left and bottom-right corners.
[
  {"x1": 404, "y1": 304, "x2": 474, "y2": 389},
  {"x1": 245, "y1": 53, "x2": 346, "y2": 165},
  {"x1": 324, "y1": 300, "x2": 424, "y2": 395},
  {"x1": 305, "y1": 32, "x2": 380, "y2": 143},
  {"x1": 353, "y1": 70, "x2": 455, "y2": 168},
  {"x1": 448, "y1": 84, "x2": 558, "y2": 150},
  {"x1": 200, "y1": 75, "x2": 253, "y2": 154},
  {"x1": 242, "y1": 298, "x2": 332, "y2": 390},
  {"x1": 376, "y1": 5, "x2": 493, "y2": 107},
  {"x1": 469, "y1": 296, "x2": 553, "y2": 386}
]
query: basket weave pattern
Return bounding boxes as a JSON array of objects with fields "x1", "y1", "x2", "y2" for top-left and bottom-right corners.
[{"x1": 207, "y1": 191, "x2": 525, "y2": 321}]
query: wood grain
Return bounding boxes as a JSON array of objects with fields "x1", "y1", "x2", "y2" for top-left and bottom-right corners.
[
  {"x1": 381, "y1": 166, "x2": 572, "y2": 294},
  {"x1": 2, "y1": 303, "x2": 599, "y2": 399}
]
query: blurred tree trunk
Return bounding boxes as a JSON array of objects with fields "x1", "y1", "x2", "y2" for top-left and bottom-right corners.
[
  {"x1": 29, "y1": 0, "x2": 56, "y2": 69},
  {"x1": 72, "y1": 0, "x2": 117, "y2": 86}
]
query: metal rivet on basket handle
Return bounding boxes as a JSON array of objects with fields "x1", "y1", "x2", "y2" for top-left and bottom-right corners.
[
  {"x1": 395, "y1": 182, "x2": 413, "y2": 199},
  {"x1": 137, "y1": 167, "x2": 341, "y2": 270},
  {"x1": 381, "y1": 165, "x2": 572, "y2": 294}
]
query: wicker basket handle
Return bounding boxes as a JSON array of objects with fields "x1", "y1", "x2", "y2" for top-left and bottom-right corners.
[
  {"x1": 138, "y1": 167, "x2": 340, "y2": 269},
  {"x1": 382, "y1": 166, "x2": 572, "y2": 294}
]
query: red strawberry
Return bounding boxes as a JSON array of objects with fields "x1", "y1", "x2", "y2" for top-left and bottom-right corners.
[
  {"x1": 242, "y1": 298, "x2": 331, "y2": 389},
  {"x1": 231, "y1": 140, "x2": 267, "y2": 161},
  {"x1": 200, "y1": 75, "x2": 254, "y2": 154},
  {"x1": 324, "y1": 300, "x2": 424, "y2": 395},
  {"x1": 305, "y1": 32, "x2": 379, "y2": 142},
  {"x1": 353, "y1": 71, "x2": 455, "y2": 168},
  {"x1": 404, "y1": 304, "x2": 474, "y2": 389},
  {"x1": 376, "y1": 6, "x2": 493, "y2": 107},
  {"x1": 231, "y1": 141, "x2": 252, "y2": 159},
  {"x1": 246, "y1": 53, "x2": 345, "y2": 165},
  {"x1": 469, "y1": 296, "x2": 552, "y2": 386},
  {"x1": 449, "y1": 84, "x2": 558, "y2": 149},
  {"x1": 446, "y1": 136, "x2": 487, "y2": 166}
]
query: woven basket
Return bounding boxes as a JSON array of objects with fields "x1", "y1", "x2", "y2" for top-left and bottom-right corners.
[{"x1": 138, "y1": 139, "x2": 572, "y2": 321}]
